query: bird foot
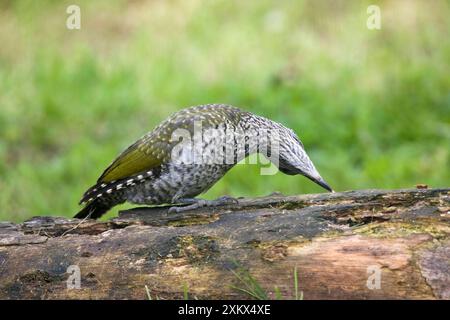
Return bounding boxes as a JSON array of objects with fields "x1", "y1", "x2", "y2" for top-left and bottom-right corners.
[{"x1": 168, "y1": 196, "x2": 239, "y2": 214}]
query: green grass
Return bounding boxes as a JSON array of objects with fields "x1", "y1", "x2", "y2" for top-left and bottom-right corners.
[
  {"x1": 230, "y1": 263, "x2": 303, "y2": 300},
  {"x1": 144, "y1": 285, "x2": 153, "y2": 300},
  {"x1": 144, "y1": 265, "x2": 302, "y2": 300},
  {"x1": 0, "y1": 0, "x2": 449, "y2": 222},
  {"x1": 183, "y1": 282, "x2": 189, "y2": 300},
  {"x1": 230, "y1": 266, "x2": 269, "y2": 300},
  {"x1": 144, "y1": 283, "x2": 190, "y2": 300}
]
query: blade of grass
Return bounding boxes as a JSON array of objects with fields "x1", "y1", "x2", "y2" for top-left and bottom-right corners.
[
  {"x1": 294, "y1": 266, "x2": 299, "y2": 300},
  {"x1": 229, "y1": 267, "x2": 268, "y2": 300},
  {"x1": 145, "y1": 285, "x2": 152, "y2": 300},
  {"x1": 274, "y1": 286, "x2": 283, "y2": 300},
  {"x1": 229, "y1": 285, "x2": 264, "y2": 300},
  {"x1": 293, "y1": 266, "x2": 303, "y2": 300},
  {"x1": 183, "y1": 282, "x2": 189, "y2": 300}
]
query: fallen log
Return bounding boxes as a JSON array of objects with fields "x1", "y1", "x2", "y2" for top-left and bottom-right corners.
[{"x1": 0, "y1": 188, "x2": 449, "y2": 300}]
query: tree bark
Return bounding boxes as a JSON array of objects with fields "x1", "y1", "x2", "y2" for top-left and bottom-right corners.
[{"x1": 0, "y1": 188, "x2": 449, "y2": 300}]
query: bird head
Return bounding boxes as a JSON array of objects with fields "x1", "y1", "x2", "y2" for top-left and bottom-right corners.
[{"x1": 272, "y1": 125, "x2": 333, "y2": 192}]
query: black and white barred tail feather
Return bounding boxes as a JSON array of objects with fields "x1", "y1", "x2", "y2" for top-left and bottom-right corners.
[
  {"x1": 75, "y1": 169, "x2": 157, "y2": 219},
  {"x1": 79, "y1": 170, "x2": 156, "y2": 205},
  {"x1": 79, "y1": 179, "x2": 121, "y2": 205},
  {"x1": 74, "y1": 199, "x2": 114, "y2": 219}
]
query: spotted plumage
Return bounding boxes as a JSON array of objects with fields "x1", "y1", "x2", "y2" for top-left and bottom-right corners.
[{"x1": 75, "y1": 104, "x2": 332, "y2": 219}]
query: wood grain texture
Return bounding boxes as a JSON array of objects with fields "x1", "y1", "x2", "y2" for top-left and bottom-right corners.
[{"x1": 0, "y1": 188, "x2": 449, "y2": 300}]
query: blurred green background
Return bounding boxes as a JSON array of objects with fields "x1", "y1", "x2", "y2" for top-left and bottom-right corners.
[{"x1": 0, "y1": 0, "x2": 449, "y2": 222}]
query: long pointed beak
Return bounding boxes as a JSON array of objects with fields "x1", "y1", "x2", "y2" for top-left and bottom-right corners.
[
  {"x1": 304, "y1": 173, "x2": 334, "y2": 192},
  {"x1": 313, "y1": 177, "x2": 334, "y2": 192}
]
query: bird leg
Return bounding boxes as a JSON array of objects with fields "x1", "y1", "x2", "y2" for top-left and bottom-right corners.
[{"x1": 168, "y1": 196, "x2": 239, "y2": 214}]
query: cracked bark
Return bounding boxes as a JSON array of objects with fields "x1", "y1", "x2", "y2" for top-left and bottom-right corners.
[{"x1": 0, "y1": 188, "x2": 449, "y2": 300}]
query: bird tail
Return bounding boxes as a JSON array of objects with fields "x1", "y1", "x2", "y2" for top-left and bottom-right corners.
[{"x1": 74, "y1": 199, "x2": 113, "y2": 219}]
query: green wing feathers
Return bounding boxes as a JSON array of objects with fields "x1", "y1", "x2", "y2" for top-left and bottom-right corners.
[
  {"x1": 98, "y1": 137, "x2": 166, "y2": 183},
  {"x1": 97, "y1": 104, "x2": 242, "y2": 183}
]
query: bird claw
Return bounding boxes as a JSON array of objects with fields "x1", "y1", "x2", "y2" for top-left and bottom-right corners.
[
  {"x1": 215, "y1": 195, "x2": 239, "y2": 205},
  {"x1": 168, "y1": 196, "x2": 238, "y2": 214},
  {"x1": 168, "y1": 206, "x2": 183, "y2": 214},
  {"x1": 168, "y1": 199, "x2": 207, "y2": 214}
]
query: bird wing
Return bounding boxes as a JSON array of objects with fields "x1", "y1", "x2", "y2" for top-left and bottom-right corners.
[
  {"x1": 97, "y1": 104, "x2": 242, "y2": 183},
  {"x1": 97, "y1": 134, "x2": 169, "y2": 183}
]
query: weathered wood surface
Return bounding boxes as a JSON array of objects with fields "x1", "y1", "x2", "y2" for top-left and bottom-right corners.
[{"x1": 0, "y1": 188, "x2": 449, "y2": 300}]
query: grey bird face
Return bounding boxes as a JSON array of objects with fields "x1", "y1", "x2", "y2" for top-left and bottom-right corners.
[{"x1": 276, "y1": 127, "x2": 333, "y2": 192}]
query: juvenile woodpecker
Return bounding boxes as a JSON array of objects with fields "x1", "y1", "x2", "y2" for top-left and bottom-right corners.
[{"x1": 75, "y1": 104, "x2": 332, "y2": 219}]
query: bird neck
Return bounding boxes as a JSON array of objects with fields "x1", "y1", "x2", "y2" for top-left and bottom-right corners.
[{"x1": 239, "y1": 113, "x2": 281, "y2": 161}]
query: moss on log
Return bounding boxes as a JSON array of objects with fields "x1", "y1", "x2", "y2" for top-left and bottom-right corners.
[{"x1": 0, "y1": 188, "x2": 449, "y2": 299}]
